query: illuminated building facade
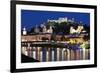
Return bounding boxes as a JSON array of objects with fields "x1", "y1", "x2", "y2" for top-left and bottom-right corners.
[{"x1": 21, "y1": 17, "x2": 90, "y2": 62}]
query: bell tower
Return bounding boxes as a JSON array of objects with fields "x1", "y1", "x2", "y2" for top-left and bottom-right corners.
[{"x1": 23, "y1": 27, "x2": 27, "y2": 35}]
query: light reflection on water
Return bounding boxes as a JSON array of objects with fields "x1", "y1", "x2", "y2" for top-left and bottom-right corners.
[{"x1": 21, "y1": 45, "x2": 90, "y2": 62}]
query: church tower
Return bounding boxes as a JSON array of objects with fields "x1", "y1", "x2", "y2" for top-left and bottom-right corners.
[{"x1": 22, "y1": 27, "x2": 27, "y2": 35}]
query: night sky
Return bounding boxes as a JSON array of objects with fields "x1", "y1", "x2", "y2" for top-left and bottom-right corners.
[{"x1": 21, "y1": 10, "x2": 90, "y2": 31}]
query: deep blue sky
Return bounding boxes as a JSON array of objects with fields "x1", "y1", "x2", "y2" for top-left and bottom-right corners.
[{"x1": 21, "y1": 10, "x2": 90, "y2": 31}]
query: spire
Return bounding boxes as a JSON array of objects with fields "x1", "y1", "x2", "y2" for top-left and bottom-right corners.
[
  {"x1": 79, "y1": 21, "x2": 83, "y2": 26},
  {"x1": 34, "y1": 25, "x2": 39, "y2": 33},
  {"x1": 72, "y1": 18, "x2": 75, "y2": 22}
]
